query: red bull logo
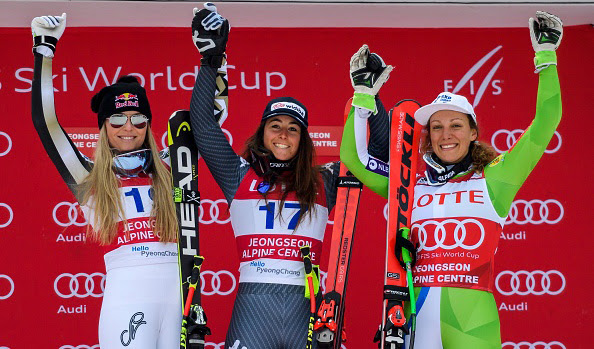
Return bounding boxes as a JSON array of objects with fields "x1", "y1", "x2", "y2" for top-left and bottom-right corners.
[
  {"x1": 114, "y1": 93, "x2": 138, "y2": 102},
  {"x1": 114, "y1": 93, "x2": 140, "y2": 109}
]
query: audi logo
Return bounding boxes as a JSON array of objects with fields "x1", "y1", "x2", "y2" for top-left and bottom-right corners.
[
  {"x1": 200, "y1": 199, "x2": 231, "y2": 225},
  {"x1": 413, "y1": 219, "x2": 485, "y2": 251},
  {"x1": 0, "y1": 203, "x2": 13, "y2": 228},
  {"x1": 491, "y1": 130, "x2": 562, "y2": 154},
  {"x1": 59, "y1": 346, "x2": 100, "y2": 349},
  {"x1": 200, "y1": 270, "x2": 236, "y2": 296},
  {"x1": 0, "y1": 274, "x2": 15, "y2": 300},
  {"x1": 495, "y1": 270, "x2": 566, "y2": 296},
  {"x1": 53, "y1": 202, "x2": 88, "y2": 227},
  {"x1": 0, "y1": 131, "x2": 12, "y2": 157},
  {"x1": 506, "y1": 199, "x2": 563, "y2": 225},
  {"x1": 502, "y1": 342, "x2": 566, "y2": 349},
  {"x1": 161, "y1": 128, "x2": 234, "y2": 149},
  {"x1": 54, "y1": 272, "x2": 105, "y2": 298}
]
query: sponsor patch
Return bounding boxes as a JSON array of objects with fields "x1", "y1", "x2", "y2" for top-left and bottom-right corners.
[
  {"x1": 488, "y1": 154, "x2": 504, "y2": 167},
  {"x1": 434, "y1": 93, "x2": 452, "y2": 103},
  {"x1": 270, "y1": 102, "x2": 306, "y2": 118}
]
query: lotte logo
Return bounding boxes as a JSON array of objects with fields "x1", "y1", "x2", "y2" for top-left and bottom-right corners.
[
  {"x1": 491, "y1": 129, "x2": 562, "y2": 154},
  {"x1": 54, "y1": 272, "x2": 105, "y2": 298},
  {"x1": 506, "y1": 199, "x2": 564, "y2": 225},
  {"x1": 502, "y1": 342, "x2": 566, "y2": 349},
  {"x1": 413, "y1": 219, "x2": 485, "y2": 251},
  {"x1": 444, "y1": 46, "x2": 503, "y2": 108},
  {"x1": 495, "y1": 270, "x2": 566, "y2": 296},
  {"x1": 53, "y1": 202, "x2": 88, "y2": 227}
]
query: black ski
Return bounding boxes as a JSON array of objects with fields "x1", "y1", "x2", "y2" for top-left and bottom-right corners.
[{"x1": 168, "y1": 110, "x2": 210, "y2": 349}]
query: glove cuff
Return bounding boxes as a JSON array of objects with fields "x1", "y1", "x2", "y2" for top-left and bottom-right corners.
[
  {"x1": 352, "y1": 92, "x2": 376, "y2": 113},
  {"x1": 534, "y1": 51, "x2": 557, "y2": 73},
  {"x1": 33, "y1": 35, "x2": 58, "y2": 54},
  {"x1": 201, "y1": 54, "x2": 225, "y2": 68}
]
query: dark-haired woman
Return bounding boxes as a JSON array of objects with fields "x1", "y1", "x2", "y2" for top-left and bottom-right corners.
[
  {"x1": 340, "y1": 11, "x2": 563, "y2": 349},
  {"x1": 31, "y1": 14, "x2": 180, "y2": 347},
  {"x1": 187, "y1": 5, "x2": 392, "y2": 348}
]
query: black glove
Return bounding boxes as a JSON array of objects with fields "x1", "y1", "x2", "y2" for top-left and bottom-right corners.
[
  {"x1": 394, "y1": 227, "x2": 417, "y2": 270},
  {"x1": 191, "y1": 3, "x2": 230, "y2": 68},
  {"x1": 529, "y1": 11, "x2": 563, "y2": 52}
]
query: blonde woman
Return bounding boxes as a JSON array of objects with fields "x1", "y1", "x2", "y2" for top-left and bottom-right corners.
[{"x1": 31, "y1": 14, "x2": 180, "y2": 348}]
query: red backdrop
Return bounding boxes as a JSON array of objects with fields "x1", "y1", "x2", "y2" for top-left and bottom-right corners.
[{"x1": 0, "y1": 26, "x2": 592, "y2": 349}]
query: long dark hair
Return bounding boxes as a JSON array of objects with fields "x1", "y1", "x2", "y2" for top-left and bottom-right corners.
[
  {"x1": 242, "y1": 121, "x2": 321, "y2": 227},
  {"x1": 420, "y1": 114, "x2": 498, "y2": 173}
]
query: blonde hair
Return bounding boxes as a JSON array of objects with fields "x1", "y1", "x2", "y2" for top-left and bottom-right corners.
[{"x1": 79, "y1": 125, "x2": 177, "y2": 245}]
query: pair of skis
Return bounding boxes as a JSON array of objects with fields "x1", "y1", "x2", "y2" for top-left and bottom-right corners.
[
  {"x1": 313, "y1": 100, "x2": 364, "y2": 349},
  {"x1": 315, "y1": 99, "x2": 422, "y2": 349},
  {"x1": 168, "y1": 110, "x2": 210, "y2": 349},
  {"x1": 376, "y1": 100, "x2": 422, "y2": 349}
]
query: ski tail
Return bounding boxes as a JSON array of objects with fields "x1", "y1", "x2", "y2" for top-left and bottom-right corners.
[
  {"x1": 168, "y1": 110, "x2": 211, "y2": 349},
  {"x1": 377, "y1": 100, "x2": 422, "y2": 349},
  {"x1": 315, "y1": 98, "x2": 363, "y2": 349}
]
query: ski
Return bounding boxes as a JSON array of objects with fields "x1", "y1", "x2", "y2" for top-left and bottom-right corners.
[
  {"x1": 168, "y1": 110, "x2": 211, "y2": 349},
  {"x1": 376, "y1": 100, "x2": 422, "y2": 349},
  {"x1": 315, "y1": 99, "x2": 363, "y2": 349}
]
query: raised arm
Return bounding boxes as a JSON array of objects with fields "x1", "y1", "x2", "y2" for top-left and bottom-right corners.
[
  {"x1": 485, "y1": 11, "x2": 563, "y2": 217},
  {"x1": 340, "y1": 45, "x2": 392, "y2": 198},
  {"x1": 31, "y1": 14, "x2": 92, "y2": 201},
  {"x1": 189, "y1": 4, "x2": 248, "y2": 204}
]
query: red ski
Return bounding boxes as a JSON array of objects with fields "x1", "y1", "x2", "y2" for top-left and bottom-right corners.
[
  {"x1": 315, "y1": 99, "x2": 363, "y2": 349},
  {"x1": 376, "y1": 100, "x2": 422, "y2": 349}
]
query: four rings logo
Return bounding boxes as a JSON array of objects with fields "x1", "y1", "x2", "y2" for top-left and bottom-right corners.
[
  {"x1": 502, "y1": 342, "x2": 566, "y2": 349},
  {"x1": 59, "y1": 346, "x2": 100, "y2": 349},
  {"x1": 200, "y1": 199, "x2": 231, "y2": 225},
  {"x1": 506, "y1": 199, "x2": 563, "y2": 225},
  {"x1": 200, "y1": 270, "x2": 236, "y2": 296},
  {"x1": 495, "y1": 270, "x2": 566, "y2": 296},
  {"x1": 444, "y1": 46, "x2": 503, "y2": 108},
  {"x1": 53, "y1": 202, "x2": 88, "y2": 227},
  {"x1": 0, "y1": 131, "x2": 12, "y2": 157},
  {"x1": 0, "y1": 274, "x2": 15, "y2": 300},
  {"x1": 0, "y1": 203, "x2": 13, "y2": 228},
  {"x1": 491, "y1": 130, "x2": 562, "y2": 154},
  {"x1": 54, "y1": 273, "x2": 105, "y2": 298},
  {"x1": 413, "y1": 219, "x2": 485, "y2": 252}
]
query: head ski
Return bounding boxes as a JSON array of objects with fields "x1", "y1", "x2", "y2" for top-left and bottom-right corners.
[{"x1": 168, "y1": 110, "x2": 211, "y2": 349}]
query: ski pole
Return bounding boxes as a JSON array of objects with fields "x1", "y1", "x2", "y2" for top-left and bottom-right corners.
[
  {"x1": 300, "y1": 246, "x2": 317, "y2": 349},
  {"x1": 181, "y1": 256, "x2": 211, "y2": 349},
  {"x1": 400, "y1": 228, "x2": 416, "y2": 349}
]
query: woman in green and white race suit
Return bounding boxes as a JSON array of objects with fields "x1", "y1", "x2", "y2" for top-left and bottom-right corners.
[{"x1": 340, "y1": 11, "x2": 563, "y2": 349}]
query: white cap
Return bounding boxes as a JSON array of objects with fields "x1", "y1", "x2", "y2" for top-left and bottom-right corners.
[{"x1": 415, "y1": 92, "x2": 477, "y2": 126}]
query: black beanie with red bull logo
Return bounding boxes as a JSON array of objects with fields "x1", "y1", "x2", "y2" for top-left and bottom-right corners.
[{"x1": 91, "y1": 75, "x2": 152, "y2": 129}]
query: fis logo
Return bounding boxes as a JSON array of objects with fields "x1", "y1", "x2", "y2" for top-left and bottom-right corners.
[{"x1": 444, "y1": 46, "x2": 503, "y2": 107}]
